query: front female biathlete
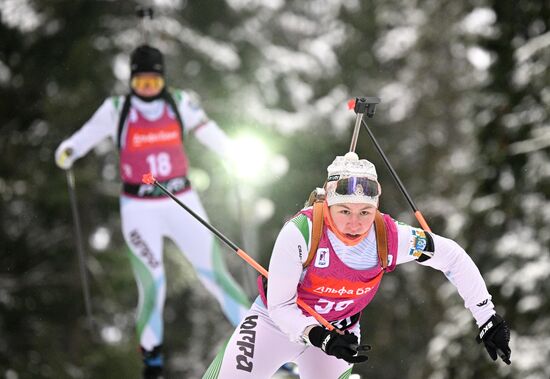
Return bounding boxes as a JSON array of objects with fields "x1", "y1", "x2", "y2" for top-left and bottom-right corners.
[{"x1": 203, "y1": 152, "x2": 511, "y2": 379}]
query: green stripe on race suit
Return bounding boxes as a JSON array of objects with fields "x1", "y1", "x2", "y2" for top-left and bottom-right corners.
[
  {"x1": 112, "y1": 95, "x2": 123, "y2": 111},
  {"x1": 291, "y1": 213, "x2": 310, "y2": 247},
  {"x1": 169, "y1": 88, "x2": 183, "y2": 102},
  {"x1": 127, "y1": 249, "x2": 157, "y2": 338},
  {"x1": 338, "y1": 367, "x2": 353, "y2": 379},
  {"x1": 202, "y1": 338, "x2": 230, "y2": 379}
]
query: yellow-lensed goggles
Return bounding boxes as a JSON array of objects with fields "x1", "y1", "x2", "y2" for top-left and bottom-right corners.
[{"x1": 131, "y1": 75, "x2": 165, "y2": 92}]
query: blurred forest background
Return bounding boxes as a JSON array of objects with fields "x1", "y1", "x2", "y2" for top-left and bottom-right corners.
[{"x1": 1, "y1": 0, "x2": 549, "y2": 378}]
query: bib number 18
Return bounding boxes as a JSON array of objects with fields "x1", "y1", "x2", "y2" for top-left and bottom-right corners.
[{"x1": 146, "y1": 153, "x2": 172, "y2": 177}]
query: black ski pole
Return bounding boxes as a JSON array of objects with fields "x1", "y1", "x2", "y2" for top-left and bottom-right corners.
[
  {"x1": 65, "y1": 168, "x2": 95, "y2": 331},
  {"x1": 350, "y1": 98, "x2": 431, "y2": 232}
]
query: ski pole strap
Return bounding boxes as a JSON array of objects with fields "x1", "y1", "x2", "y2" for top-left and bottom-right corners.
[
  {"x1": 374, "y1": 211, "x2": 388, "y2": 270},
  {"x1": 330, "y1": 311, "x2": 361, "y2": 331},
  {"x1": 303, "y1": 200, "x2": 325, "y2": 268}
]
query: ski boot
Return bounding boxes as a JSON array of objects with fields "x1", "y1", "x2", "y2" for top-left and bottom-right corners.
[{"x1": 141, "y1": 345, "x2": 164, "y2": 379}]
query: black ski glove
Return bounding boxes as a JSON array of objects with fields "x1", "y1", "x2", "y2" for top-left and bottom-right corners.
[
  {"x1": 476, "y1": 314, "x2": 511, "y2": 365},
  {"x1": 308, "y1": 326, "x2": 370, "y2": 364}
]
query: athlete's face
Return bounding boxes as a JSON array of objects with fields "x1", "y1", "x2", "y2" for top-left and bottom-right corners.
[
  {"x1": 329, "y1": 203, "x2": 376, "y2": 239},
  {"x1": 131, "y1": 73, "x2": 165, "y2": 97}
]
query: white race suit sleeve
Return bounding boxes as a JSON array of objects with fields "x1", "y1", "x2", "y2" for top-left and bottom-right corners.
[
  {"x1": 176, "y1": 90, "x2": 233, "y2": 158},
  {"x1": 395, "y1": 222, "x2": 496, "y2": 326},
  {"x1": 56, "y1": 98, "x2": 119, "y2": 161}
]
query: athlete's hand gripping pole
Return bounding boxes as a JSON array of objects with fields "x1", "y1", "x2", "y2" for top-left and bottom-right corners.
[{"x1": 348, "y1": 97, "x2": 431, "y2": 232}]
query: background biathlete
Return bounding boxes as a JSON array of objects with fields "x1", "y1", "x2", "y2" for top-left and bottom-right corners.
[
  {"x1": 55, "y1": 44, "x2": 250, "y2": 379},
  {"x1": 203, "y1": 152, "x2": 511, "y2": 379}
]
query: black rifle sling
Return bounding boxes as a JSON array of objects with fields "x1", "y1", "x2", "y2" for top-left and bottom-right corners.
[
  {"x1": 116, "y1": 94, "x2": 132, "y2": 149},
  {"x1": 161, "y1": 89, "x2": 185, "y2": 134}
]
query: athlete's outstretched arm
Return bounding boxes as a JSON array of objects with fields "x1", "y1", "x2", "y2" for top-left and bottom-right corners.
[
  {"x1": 55, "y1": 98, "x2": 118, "y2": 167},
  {"x1": 394, "y1": 223, "x2": 495, "y2": 326}
]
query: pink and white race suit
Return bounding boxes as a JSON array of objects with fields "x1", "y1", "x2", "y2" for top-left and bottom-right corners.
[
  {"x1": 56, "y1": 90, "x2": 250, "y2": 351},
  {"x1": 119, "y1": 103, "x2": 189, "y2": 185},
  {"x1": 204, "y1": 207, "x2": 495, "y2": 379}
]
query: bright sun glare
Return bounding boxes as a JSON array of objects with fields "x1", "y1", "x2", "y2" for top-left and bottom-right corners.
[{"x1": 229, "y1": 134, "x2": 270, "y2": 182}]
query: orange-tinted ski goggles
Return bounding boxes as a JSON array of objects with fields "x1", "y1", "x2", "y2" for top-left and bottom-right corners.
[{"x1": 131, "y1": 74, "x2": 165, "y2": 92}]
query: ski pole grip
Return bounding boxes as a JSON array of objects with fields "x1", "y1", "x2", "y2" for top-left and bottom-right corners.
[
  {"x1": 364, "y1": 97, "x2": 380, "y2": 118},
  {"x1": 354, "y1": 97, "x2": 368, "y2": 114},
  {"x1": 352, "y1": 97, "x2": 380, "y2": 117}
]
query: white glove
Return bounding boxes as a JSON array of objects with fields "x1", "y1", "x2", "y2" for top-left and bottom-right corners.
[{"x1": 55, "y1": 141, "x2": 75, "y2": 170}]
